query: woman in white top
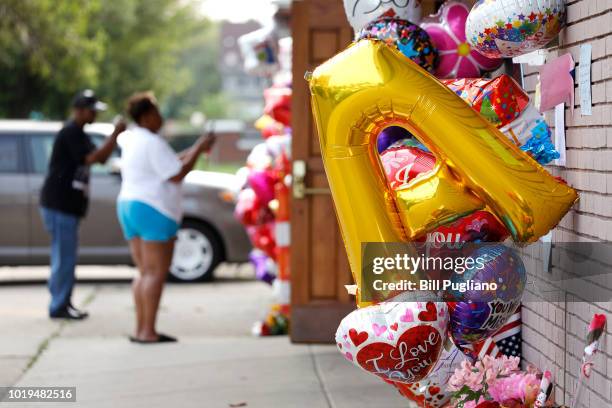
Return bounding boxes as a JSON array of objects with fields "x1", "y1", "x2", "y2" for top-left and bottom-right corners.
[{"x1": 118, "y1": 92, "x2": 214, "y2": 343}]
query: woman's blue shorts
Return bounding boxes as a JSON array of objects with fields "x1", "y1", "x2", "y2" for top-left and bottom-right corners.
[{"x1": 117, "y1": 200, "x2": 179, "y2": 242}]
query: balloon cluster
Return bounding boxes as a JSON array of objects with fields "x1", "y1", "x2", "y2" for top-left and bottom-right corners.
[
  {"x1": 348, "y1": 0, "x2": 566, "y2": 80},
  {"x1": 309, "y1": 1, "x2": 576, "y2": 406},
  {"x1": 234, "y1": 84, "x2": 292, "y2": 336},
  {"x1": 443, "y1": 75, "x2": 560, "y2": 165}
]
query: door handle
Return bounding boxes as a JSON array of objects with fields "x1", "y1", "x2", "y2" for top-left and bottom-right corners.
[{"x1": 292, "y1": 160, "x2": 330, "y2": 199}]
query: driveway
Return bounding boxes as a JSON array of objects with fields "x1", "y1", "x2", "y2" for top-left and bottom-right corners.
[{"x1": 0, "y1": 265, "x2": 408, "y2": 408}]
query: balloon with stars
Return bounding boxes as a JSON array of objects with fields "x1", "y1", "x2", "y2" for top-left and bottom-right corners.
[
  {"x1": 466, "y1": 0, "x2": 567, "y2": 58},
  {"x1": 357, "y1": 17, "x2": 438, "y2": 73}
]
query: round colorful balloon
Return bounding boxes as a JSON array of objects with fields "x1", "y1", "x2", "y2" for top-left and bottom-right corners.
[
  {"x1": 421, "y1": 1, "x2": 502, "y2": 78},
  {"x1": 466, "y1": 0, "x2": 566, "y2": 59},
  {"x1": 446, "y1": 245, "x2": 526, "y2": 346},
  {"x1": 358, "y1": 18, "x2": 438, "y2": 73}
]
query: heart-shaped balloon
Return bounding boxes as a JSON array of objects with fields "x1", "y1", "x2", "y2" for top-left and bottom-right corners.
[
  {"x1": 381, "y1": 145, "x2": 436, "y2": 189},
  {"x1": 248, "y1": 170, "x2": 276, "y2": 205},
  {"x1": 246, "y1": 223, "x2": 277, "y2": 260},
  {"x1": 419, "y1": 210, "x2": 509, "y2": 244},
  {"x1": 336, "y1": 301, "x2": 448, "y2": 384},
  {"x1": 446, "y1": 245, "x2": 526, "y2": 346}
]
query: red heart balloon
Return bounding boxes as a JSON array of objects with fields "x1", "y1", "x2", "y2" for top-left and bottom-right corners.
[
  {"x1": 381, "y1": 146, "x2": 436, "y2": 189},
  {"x1": 418, "y1": 210, "x2": 509, "y2": 244},
  {"x1": 356, "y1": 325, "x2": 443, "y2": 383}
]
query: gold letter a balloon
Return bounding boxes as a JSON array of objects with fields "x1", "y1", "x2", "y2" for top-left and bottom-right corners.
[{"x1": 308, "y1": 40, "x2": 578, "y2": 306}]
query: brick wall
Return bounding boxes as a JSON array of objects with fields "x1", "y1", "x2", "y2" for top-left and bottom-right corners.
[{"x1": 519, "y1": 2, "x2": 612, "y2": 407}]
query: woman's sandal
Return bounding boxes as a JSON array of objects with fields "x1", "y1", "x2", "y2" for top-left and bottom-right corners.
[{"x1": 129, "y1": 334, "x2": 177, "y2": 344}]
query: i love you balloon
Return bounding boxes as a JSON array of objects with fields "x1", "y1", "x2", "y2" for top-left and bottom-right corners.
[
  {"x1": 381, "y1": 146, "x2": 436, "y2": 190},
  {"x1": 336, "y1": 301, "x2": 447, "y2": 384}
]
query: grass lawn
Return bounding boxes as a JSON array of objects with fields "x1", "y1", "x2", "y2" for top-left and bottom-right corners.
[{"x1": 194, "y1": 157, "x2": 242, "y2": 174}]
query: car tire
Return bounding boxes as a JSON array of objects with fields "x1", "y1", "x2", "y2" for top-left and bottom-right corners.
[{"x1": 169, "y1": 219, "x2": 223, "y2": 282}]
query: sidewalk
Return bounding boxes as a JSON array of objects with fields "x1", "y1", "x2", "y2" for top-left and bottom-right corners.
[{"x1": 0, "y1": 266, "x2": 408, "y2": 408}]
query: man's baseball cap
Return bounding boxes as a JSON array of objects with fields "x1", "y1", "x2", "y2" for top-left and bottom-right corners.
[{"x1": 72, "y1": 89, "x2": 108, "y2": 111}]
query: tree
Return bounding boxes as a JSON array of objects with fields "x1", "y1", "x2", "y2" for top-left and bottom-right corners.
[
  {"x1": 0, "y1": 0, "x2": 104, "y2": 118},
  {"x1": 0, "y1": 0, "x2": 226, "y2": 120}
]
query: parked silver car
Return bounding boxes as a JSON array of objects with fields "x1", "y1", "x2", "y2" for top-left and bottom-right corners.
[{"x1": 0, "y1": 120, "x2": 250, "y2": 281}]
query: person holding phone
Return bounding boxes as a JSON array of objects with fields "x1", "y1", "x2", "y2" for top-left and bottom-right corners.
[{"x1": 117, "y1": 91, "x2": 215, "y2": 343}]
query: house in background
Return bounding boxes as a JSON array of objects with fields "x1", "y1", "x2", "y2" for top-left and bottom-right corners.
[{"x1": 219, "y1": 21, "x2": 270, "y2": 121}]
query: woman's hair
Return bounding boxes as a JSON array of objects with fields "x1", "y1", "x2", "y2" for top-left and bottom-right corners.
[{"x1": 127, "y1": 91, "x2": 157, "y2": 123}]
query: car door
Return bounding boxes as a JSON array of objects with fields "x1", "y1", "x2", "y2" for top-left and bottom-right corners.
[
  {"x1": 0, "y1": 134, "x2": 30, "y2": 264},
  {"x1": 78, "y1": 133, "x2": 129, "y2": 263},
  {"x1": 27, "y1": 132, "x2": 129, "y2": 264},
  {"x1": 26, "y1": 131, "x2": 55, "y2": 263}
]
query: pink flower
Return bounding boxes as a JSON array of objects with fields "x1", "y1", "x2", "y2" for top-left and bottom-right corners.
[
  {"x1": 488, "y1": 372, "x2": 539, "y2": 403},
  {"x1": 421, "y1": 1, "x2": 502, "y2": 78}
]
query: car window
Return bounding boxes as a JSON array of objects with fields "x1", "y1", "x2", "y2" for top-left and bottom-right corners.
[
  {"x1": 0, "y1": 136, "x2": 23, "y2": 173},
  {"x1": 28, "y1": 132, "x2": 120, "y2": 175},
  {"x1": 29, "y1": 133, "x2": 56, "y2": 173}
]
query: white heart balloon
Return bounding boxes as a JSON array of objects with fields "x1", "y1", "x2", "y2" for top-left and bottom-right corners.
[
  {"x1": 335, "y1": 301, "x2": 448, "y2": 384},
  {"x1": 343, "y1": 0, "x2": 423, "y2": 33}
]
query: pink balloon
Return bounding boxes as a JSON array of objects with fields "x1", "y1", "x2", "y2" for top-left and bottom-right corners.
[
  {"x1": 421, "y1": 1, "x2": 502, "y2": 79},
  {"x1": 248, "y1": 170, "x2": 276, "y2": 205}
]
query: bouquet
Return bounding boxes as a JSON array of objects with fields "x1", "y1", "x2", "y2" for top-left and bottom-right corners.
[{"x1": 448, "y1": 355, "x2": 541, "y2": 408}]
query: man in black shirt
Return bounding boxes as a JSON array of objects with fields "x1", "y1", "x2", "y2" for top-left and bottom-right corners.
[{"x1": 40, "y1": 90, "x2": 126, "y2": 320}]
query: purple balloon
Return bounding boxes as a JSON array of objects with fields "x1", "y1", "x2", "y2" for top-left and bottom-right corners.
[
  {"x1": 377, "y1": 126, "x2": 414, "y2": 153},
  {"x1": 447, "y1": 245, "x2": 526, "y2": 346},
  {"x1": 249, "y1": 250, "x2": 276, "y2": 285}
]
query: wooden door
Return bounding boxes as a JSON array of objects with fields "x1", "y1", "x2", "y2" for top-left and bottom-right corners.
[
  {"x1": 289, "y1": 0, "x2": 355, "y2": 343},
  {"x1": 289, "y1": 0, "x2": 443, "y2": 343}
]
